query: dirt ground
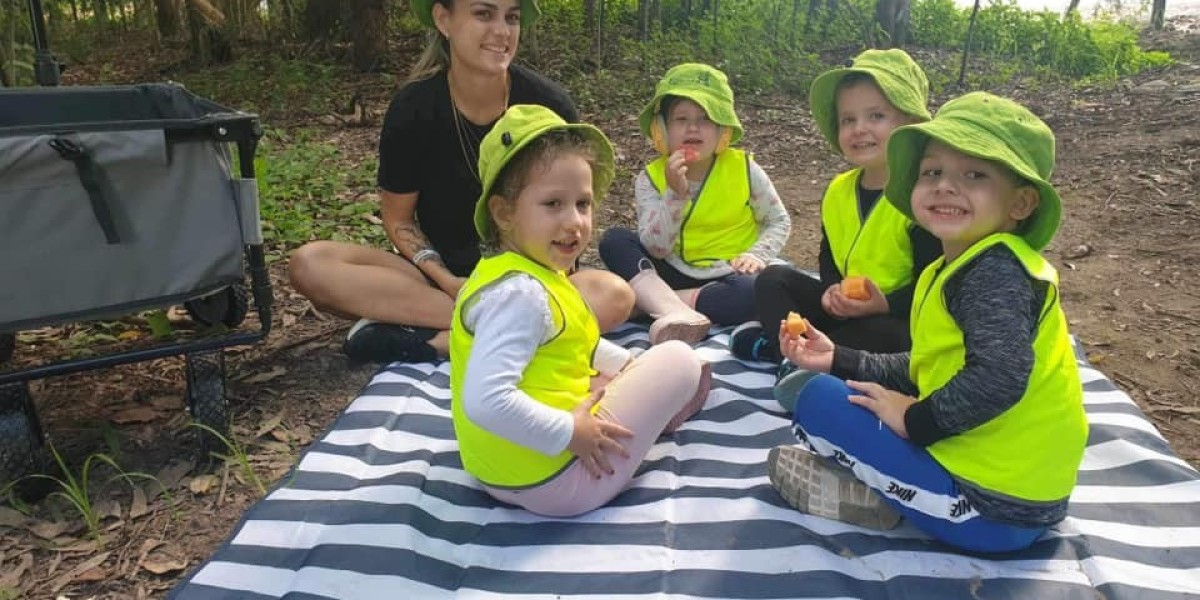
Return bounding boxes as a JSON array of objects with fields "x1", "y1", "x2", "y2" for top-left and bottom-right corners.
[{"x1": 1, "y1": 23, "x2": 1198, "y2": 600}]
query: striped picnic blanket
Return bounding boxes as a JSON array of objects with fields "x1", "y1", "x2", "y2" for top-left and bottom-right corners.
[{"x1": 172, "y1": 325, "x2": 1200, "y2": 599}]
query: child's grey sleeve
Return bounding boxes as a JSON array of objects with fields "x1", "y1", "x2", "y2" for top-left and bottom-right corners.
[{"x1": 904, "y1": 246, "x2": 1045, "y2": 447}]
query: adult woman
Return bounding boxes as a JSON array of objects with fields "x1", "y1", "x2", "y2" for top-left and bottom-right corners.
[{"x1": 288, "y1": 0, "x2": 633, "y2": 363}]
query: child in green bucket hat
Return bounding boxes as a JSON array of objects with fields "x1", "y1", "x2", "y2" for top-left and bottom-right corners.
[
  {"x1": 732, "y1": 48, "x2": 941, "y2": 412},
  {"x1": 450, "y1": 105, "x2": 712, "y2": 517},
  {"x1": 599, "y1": 63, "x2": 791, "y2": 346},
  {"x1": 287, "y1": 0, "x2": 638, "y2": 367},
  {"x1": 765, "y1": 92, "x2": 1086, "y2": 553}
]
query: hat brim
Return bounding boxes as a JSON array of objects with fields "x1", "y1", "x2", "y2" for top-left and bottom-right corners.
[
  {"x1": 414, "y1": 0, "x2": 541, "y2": 28},
  {"x1": 637, "y1": 92, "x2": 744, "y2": 146},
  {"x1": 475, "y1": 123, "x2": 615, "y2": 239},
  {"x1": 809, "y1": 67, "x2": 933, "y2": 152},
  {"x1": 809, "y1": 67, "x2": 858, "y2": 150},
  {"x1": 885, "y1": 121, "x2": 1062, "y2": 251}
]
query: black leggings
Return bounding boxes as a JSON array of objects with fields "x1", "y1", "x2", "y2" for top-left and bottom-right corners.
[
  {"x1": 754, "y1": 264, "x2": 911, "y2": 356},
  {"x1": 599, "y1": 227, "x2": 757, "y2": 326}
]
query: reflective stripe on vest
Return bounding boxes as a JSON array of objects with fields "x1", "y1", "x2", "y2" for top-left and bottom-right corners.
[
  {"x1": 909, "y1": 233, "x2": 1086, "y2": 501},
  {"x1": 821, "y1": 169, "x2": 915, "y2": 294},
  {"x1": 647, "y1": 148, "x2": 757, "y2": 267},
  {"x1": 449, "y1": 252, "x2": 599, "y2": 488}
]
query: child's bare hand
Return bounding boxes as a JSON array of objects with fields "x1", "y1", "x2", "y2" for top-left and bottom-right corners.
[
  {"x1": 666, "y1": 149, "x2": 690, "y2": 197},
  {"x1": 777, "y1": 320, "x2": 834, "y2": 373},
  {"x1": 821, "y1": 279, "x2": 888, "y2": 318},
  {"x1": 567, "y1": 388, "x2": 633, "y2": 479},
  {"x1": 846, "y1": 380, "x2": 916, "y2": 439},
  {"x1": 730, "y1": 253, "x2": 765, "y2": 274}
]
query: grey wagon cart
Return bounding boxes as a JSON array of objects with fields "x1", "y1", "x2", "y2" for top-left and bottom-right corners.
[{"x1": 0, "y1": 82, "x2": 273, "y2": 493}]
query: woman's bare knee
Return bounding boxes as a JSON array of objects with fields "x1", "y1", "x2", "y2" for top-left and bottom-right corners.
[
  {"x1": 288, "y1": 241, "x2": 339, "y2": 299},
  {"x1": 573, "y1": 269, "x2": 635, "y2": 332}
]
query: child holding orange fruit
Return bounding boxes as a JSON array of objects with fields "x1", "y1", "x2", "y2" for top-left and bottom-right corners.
[
  {"x1": 767, "y1": 93, "x2": 1086, "y2": 553},
  {"x1": 730, "y1": 50, "x2": 939, "y2": 407},
  {"x1": 599, "y1": 63, "x2": 790, "y2": 345}
]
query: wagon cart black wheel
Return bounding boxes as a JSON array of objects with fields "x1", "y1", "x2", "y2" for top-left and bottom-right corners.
[
  {"x1": 185, "y1": 350, "x2": 230, "y2": 461},
  {"x1": 0, "y1": 381, "x2": 53, "y2": 502},
  {"x1": 0, "y1": 333, "x2": 14, "y2": 364},
  {"x1": 184, "y1": 284, "x2": 250, "y2": 329}
]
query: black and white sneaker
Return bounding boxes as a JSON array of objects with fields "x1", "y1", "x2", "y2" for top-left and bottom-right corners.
[
  {"x1": 343, "y1": 319, "x2": 438, "y2": 364},
  {"x1": 767, "y1": 445, "x2": 902, "y2": 531}
]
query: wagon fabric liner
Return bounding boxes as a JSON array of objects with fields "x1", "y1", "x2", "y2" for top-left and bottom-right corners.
[{"x1": 171, "y1": 325, "x2": 1200, "y2": 599}]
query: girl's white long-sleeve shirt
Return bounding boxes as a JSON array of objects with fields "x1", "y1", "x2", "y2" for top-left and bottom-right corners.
[
  {"x1": 459, "y1": 272, "x2": 633, "y2": 456},
  {"x1": 635, "y1": 158, "x2": 791, "y2": 279}
]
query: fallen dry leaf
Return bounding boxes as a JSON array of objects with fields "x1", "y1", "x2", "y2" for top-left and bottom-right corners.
[
  {"x1": 241, "y1": 365, "x2": 287, "y2": 385},
  {"x1": 112, "y1": 406, "x2": 163, "y2": 424},
  {"x1": 129, "y1": 486, "x2": 149, "y2": 519},
  {"x1": 0, "y1": 506, "x2": 30, "y2": 528},
  {"x1": 138, "y1": 540, "x2": 187, "y2": 575},
  {"x1": 48, "y1": 551, "x2": 110, "y2": 595},
  {"x1": 189, "y1": 474, "x2": 219, "y2": 495},
  {"x1": 256, "y1": 412, "x2": 284, "y2": 438},
  {"x1": 27, "y1": 520, "x2": 69, "y2": 540},
  {"x1": 0, "y1": 551, "x2": 32, "y2": 587},
  {"x1": 152, "y1": 459, "x2": 195, "y2": 496}
]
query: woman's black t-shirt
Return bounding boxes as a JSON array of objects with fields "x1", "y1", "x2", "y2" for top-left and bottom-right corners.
[{"x1": 377, "y1": 63, "x2": 579, "y2": 276}]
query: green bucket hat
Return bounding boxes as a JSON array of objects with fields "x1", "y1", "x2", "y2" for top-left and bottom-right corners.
[
  {"x1": 638, "y1": 63, "x2": 744, "y2": 146},
  {"x1": 475, "y1": 104, "x2": 615, "y2": 239},
  {"x1": 809, "y1": 48, "x2": 932, "y2": 150},
  {"x1": 885, "y1": 92, "x2": 1061, "y2": 251},
  {"x1": 412, "y1": 0, "x2": 541, "y2": 28}
]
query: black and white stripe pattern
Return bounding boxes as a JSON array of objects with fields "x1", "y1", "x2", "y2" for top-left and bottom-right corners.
[{"x1": 172, "y1": 326, "x2": 1200, "y2": 599}]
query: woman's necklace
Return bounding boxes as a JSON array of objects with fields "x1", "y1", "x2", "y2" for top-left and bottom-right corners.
[{"x1": 449, "y1": 71, "x2": 510, "y2": 183}]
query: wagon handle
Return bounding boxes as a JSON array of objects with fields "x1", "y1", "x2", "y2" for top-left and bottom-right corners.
[{"x1": 48, "y1": 137, "x2": 121, "y2": 244}]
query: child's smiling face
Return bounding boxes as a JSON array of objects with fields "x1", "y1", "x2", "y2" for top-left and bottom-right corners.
[
  {"x1": 911, "y1": 141, "x2": 1040, "y2": 261},
  {"x1": 835, "y1": 80, "x2": 910, "y2": 174},
  {"x1": 491, "y1": 153, "x2": 594, "y2": 272},
  {"x1": 665, "y1": 98, "x2": 722, "y2": 161}
]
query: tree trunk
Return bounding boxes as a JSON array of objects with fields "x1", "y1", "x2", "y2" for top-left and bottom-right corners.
[
  {"x1": 1063, "y1": 0, "x2": 1082, "y2": 18},
  {"x1": 875, "y1": 0, "x2": 911, "y2": 47},
  {"x1": 584, "y1": 0, "x2": 595, "y2": 31},
  {"x1": 1150, "y1": 0, "x2": 1166, "y2": 30},
  {"x1": 155, "y1": 0, "x2": 181, "y2": 39},
  {"x1": 303, "y1": 0, "x2": 340, "y2": 42},
  {"x1": 637, "y1": 0, "x2": 650, "y2": 41},
  {"x1": 187, "y1": 0, "x2": 233, "y2": 64},
  {"x1": 592, "y1": 0, "x2": 606, "y2": 69},
  {"x1": 93, "y1": 0, "x2": 109, "y2": 28},
  {"x1": 957, "y1": 0, "x2": 982, "y2": 89},
  {"x1": 351, "y1": 0, "x2": 386, "y2": 72}
]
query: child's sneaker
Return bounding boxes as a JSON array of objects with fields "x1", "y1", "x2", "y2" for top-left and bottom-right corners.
[
  {"x1": 343, "y1": 319, "x2": 439, "y2": 364},
  {"x1": 767, "y1": 445, "x2": 902, "y2": 530},
  {"x1": 773, "y1": 361, "x2": 818, "y2": 413},
  {"x1": 729, "y1": 321, "x2": 781, "y2": 363}
]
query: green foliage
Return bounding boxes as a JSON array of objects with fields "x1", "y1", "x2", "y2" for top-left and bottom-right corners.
[
  {"x1": 190, "y1": 422, "x2": 268, "y2": 496},
  {"x1": 179, "y1": 56, "x2": 344, "y2": 118},
  {"x1": 254, "y1": 128, "x2": 384, "y2": 259},
  {"x1": 908, "y1": 0, "x2": 1171, "y2": 81},
  {"x1": 9, "y1": 445, "x2": 174, "y2": 542}
]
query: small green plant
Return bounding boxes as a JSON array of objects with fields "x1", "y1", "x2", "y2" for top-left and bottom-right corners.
[
  {"x1": 254, "y1": 128, "x2": 384, "y2": 260},
  {"x1": 13, "y1": 445, "x2": 175, "y2": 542},
  {"x1": 190, "y1": 422, "x2": 268, "y2": 495}
]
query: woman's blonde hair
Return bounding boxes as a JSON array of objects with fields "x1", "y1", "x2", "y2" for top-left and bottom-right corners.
[{"x1": 407, "y1": 1, "x2": 454, "y2": 82}]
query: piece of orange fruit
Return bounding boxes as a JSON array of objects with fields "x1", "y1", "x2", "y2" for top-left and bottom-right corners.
[
  {"x1": 842, "y1": 276, "x2": 870, "y2": 301},
  {"x1": 681, "y1": 147, "x2": 699, "y2": 163},
  {"x1": 785, "y1": 311, "x2": 808, "y2": 336}
]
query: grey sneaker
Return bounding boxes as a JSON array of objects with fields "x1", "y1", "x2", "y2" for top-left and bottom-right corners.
[
  {"x1": 767, "y1": 445, "x2": 902, "y2": 530},
  {"x1": 772, "y1": 361, "x2": 818, "y2": 413}
]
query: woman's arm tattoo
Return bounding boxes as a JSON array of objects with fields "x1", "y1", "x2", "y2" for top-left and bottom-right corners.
[{"x1": 392, "y1": 222, "x2": 431, "y2": 258}]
